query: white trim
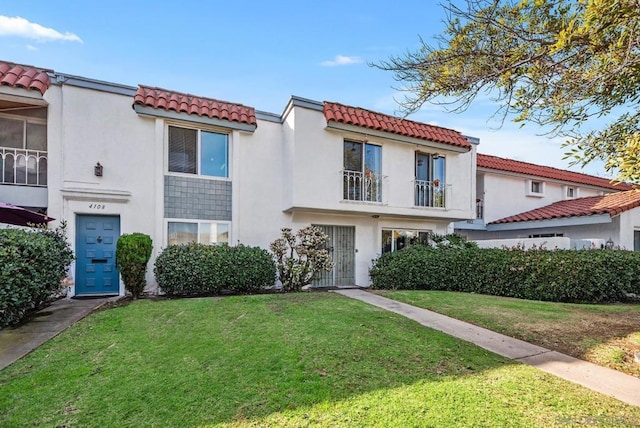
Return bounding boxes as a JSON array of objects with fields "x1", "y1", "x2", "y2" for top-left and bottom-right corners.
[
  {"x1": 0, "y1": 87, "x2": 48, "y2": 103},
  {"x1": 61, "y1": 187, "x2": 132, "y2": 202}
]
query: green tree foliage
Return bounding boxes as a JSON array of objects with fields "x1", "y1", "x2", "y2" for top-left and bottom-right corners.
[
  {"x1": 270, "y1": 226, "x2": 334, "y2": 292},
  {"x1": 115, "y1": 233, "x2": 153, "y2": 299},
  {"x1": 376, "y1": 0, "x2": 640, "y2": 183}
]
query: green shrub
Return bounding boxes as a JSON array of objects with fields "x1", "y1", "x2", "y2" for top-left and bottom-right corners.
[
  {"x1": 115, "y1": 233, "x2": 153, "y2": 299},
  {"x1": 154, "y1": 243, "x2": 276, "y2": 296},
  {"x1": 0, "y1": 225, "x2": 74, "y2": 327},
  {"x1": 370, "y1": 245, "x2": 640, "y2": 303}
]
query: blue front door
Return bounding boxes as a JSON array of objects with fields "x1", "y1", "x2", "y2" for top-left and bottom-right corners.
[{"x1": 75, "y1": 215, "x2": 120, "y2": 295}]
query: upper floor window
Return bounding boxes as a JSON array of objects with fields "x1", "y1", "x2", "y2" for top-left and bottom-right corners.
[
  {"x1": 0, "y1": 114, "x2": 48, "y2": 186},
  {"x1": 414, "y1": 152, "x2": 446, "y2": 207},
  {"x1": 168, "y1": 125, "x2": 229, "y2": 178},
  {"x1": 526, "y1": 180, "x2": 545, "y2": 197},
  {"x1": 343, "y1": 140, "x2": 382, "y2": 202},
  {"x1": 0, "y1": 115, "x2": 47, "y2": 151},
  {"x1": 564, "y1": 185, "x2": 578, "y2": 199}
]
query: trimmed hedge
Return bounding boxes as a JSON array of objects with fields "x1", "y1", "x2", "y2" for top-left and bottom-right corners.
[
  {"x1": 369, "y1": 245, "x2": 640, "y2": 303},
  {"x1": 154, "y1": 243, "x2": 276, "y2": 296},
  {"x1": 116, "y1": 233, "x2": 153, "y2": 299},
  {"x1": 0, "y1": 226, "x2": 74, "y2": 327}
]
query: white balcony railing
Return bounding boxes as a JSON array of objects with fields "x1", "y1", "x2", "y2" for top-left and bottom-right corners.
[
  {"x1": 1, "y1": 147, "x2": 48, "y2": 186},
  {"x1": 343, "y1": 170, "x2": 383, "y2": 203},
  {"x1": 414, "y1": 180, "x2": 449, "y2": 208}
]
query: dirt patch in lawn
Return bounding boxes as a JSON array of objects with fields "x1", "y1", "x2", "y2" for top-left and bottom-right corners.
[{"x1": 503, "y1": 308, "x2": 640, "y2": 377}]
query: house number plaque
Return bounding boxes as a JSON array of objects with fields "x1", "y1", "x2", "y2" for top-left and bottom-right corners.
[{"x1": 88, "y1": 203, "x2": 107, "y2": 210}]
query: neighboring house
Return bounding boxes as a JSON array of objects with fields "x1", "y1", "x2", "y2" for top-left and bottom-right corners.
[
  {"x1": 455, "y1": 154, "x2": 638, "y2": 249},
  {"x1": 0, "y1": 61, "x2": 477, "y2": 296}
]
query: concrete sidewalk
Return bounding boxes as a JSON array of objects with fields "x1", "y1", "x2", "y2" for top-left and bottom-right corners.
[
  {"x1": 0, "y1": 297, "x2": 115, "y2": 371},
  {"x1": 334, "y1": 288, "x2": 640, "y2": 408}
]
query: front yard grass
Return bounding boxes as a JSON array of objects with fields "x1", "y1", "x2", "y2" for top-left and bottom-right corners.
[
  {"x1": 1, "y1": 293, "x2": 640, "y2": 427},
  {"x1": 382, "y1": 290, "x2": 640, "y2": 378}
]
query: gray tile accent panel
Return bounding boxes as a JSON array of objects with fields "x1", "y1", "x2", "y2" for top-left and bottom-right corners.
[{"x1": 164, "y1": 175, "x2": 232, "y2": 221}]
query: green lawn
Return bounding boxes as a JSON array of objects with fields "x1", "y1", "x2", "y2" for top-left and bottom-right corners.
[
  {"x1": 1, "y1": 293, "x2": 640, "y2": 427},
  {"x1": 382, "y1": 290, "x2": 640, "y2": 377}
]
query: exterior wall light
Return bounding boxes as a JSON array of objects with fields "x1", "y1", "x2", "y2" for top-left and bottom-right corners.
[
  {"x1": 605, "y1": 237, "x2": 615, "y2": 249},
  {"x1": 94, "y1": 162, "x2": 103, "y2": 177}
]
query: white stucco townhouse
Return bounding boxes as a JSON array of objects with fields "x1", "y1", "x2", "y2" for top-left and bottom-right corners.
[
  {"x1": 0, "y1": 61, "x2": 478, "y2": 296},
  {"x1": 455, "y1": 154, "x2": 640, "y2": 250}
]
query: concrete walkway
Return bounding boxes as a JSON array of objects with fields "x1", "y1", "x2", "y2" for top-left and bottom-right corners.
[
  {"x1": 0, "y1": 297, "x2": 115, "y2": 371},
  {"x1": 334, "y1": 288, "x2": 640, "y2": 408}
]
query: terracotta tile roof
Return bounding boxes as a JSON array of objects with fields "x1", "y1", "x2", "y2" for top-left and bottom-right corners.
[
  {"x1": 134, "y1": 85, "x2": 257, "y2": 126},
  {"x1": 490, "y1": 190, "x2": 640, "y2": 225},
  {"x1": 0, "y1": 61, "x2": 51, "y2": 95},
  {"x1": 478, "y1": 153, "x2": 631, "y2": 191},
  {"x1": 323, "y1": 101, "x2": 471, "y2": 150}
]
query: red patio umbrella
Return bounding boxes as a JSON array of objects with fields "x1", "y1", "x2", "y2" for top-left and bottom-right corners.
[{"x1": 0, "y1": 202, "x2": 54, "y2": 227}]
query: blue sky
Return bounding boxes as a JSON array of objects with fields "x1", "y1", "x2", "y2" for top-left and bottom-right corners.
[{"x1": 0, "y1": 1, "x2": 609, "y2": 176}]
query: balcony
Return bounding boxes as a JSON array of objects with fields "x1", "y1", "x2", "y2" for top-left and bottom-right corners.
[
  {"x1": 1, "y1": 147, "x2": 48, "y2": 186},
  {"x1": 414, "y1": 180, "x2": 449, "y2": 208},
  {"x1": 343, "y1": 170, "x2": 383, "y2": 203}
]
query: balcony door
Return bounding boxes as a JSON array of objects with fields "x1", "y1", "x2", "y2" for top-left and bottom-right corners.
[
  {"x1": 343, "y1": 140, "x2": 381, "y2": 202},
  {"x1": 415, "y1": 153, "x2": 446, "y2": 207}
]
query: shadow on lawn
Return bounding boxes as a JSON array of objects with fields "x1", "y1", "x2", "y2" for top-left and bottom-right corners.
[
  {"x1": 4, "y1": 293, "x2": 640, "y2": 427},
  {"x1": 0, "y1": 293, "x2": 524, "y2": 427}
]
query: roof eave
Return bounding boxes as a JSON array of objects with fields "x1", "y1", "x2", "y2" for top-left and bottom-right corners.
[
  {"x1": 133, "y1": 104, "x2": 257, "y2": 133},
  {"x1": 486, "y1": 213, "x2": 612, "y2": 231},
  {"x1": 476, "y1": 166, "x2": 624, "y2": 192},
  {"x1": 325, "y1": 120, "x2": 470, "y2": 153}
]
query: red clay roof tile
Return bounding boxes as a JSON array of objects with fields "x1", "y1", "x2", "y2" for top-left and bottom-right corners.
[
  {"x1": 0, "y1": 61, "x2": 51, "y2": 95},
  {"x1": 478, "y1": 153, "x2": 631, "y2": 191},
  {"x1": 134, "y1": 85, "x2": 257, "y2": 127},
  {"x1": 490, "y1": 190, "x2": 640, "y2": 225},
  {"x1": 323, "y1": 101, "x2": 471, "y2": 150}
]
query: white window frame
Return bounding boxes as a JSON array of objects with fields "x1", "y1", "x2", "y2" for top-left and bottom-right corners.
[
  {"x1": 563, "y1": 185, "x2": 579, "y2": 199},
  {"x1": 165, "y1": 122, "x2": 231, "y2": 181},
  {"x1": 526, "y1": 180, "x2": 545, "y2": 197},
  {"x1": 166, "y1": 219, "x2": 232, "y2": 246}
]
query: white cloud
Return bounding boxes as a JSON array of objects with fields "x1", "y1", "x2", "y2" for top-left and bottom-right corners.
[
  {"x1": 321, "y1": 55, "x2": 362, "y2": 67},
  {"x1": 0, "y1": 16, "x2": 82, "y2": 43},
  {"x1": 26, "y1": 44, "x2": 37, "y2": 51}
]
